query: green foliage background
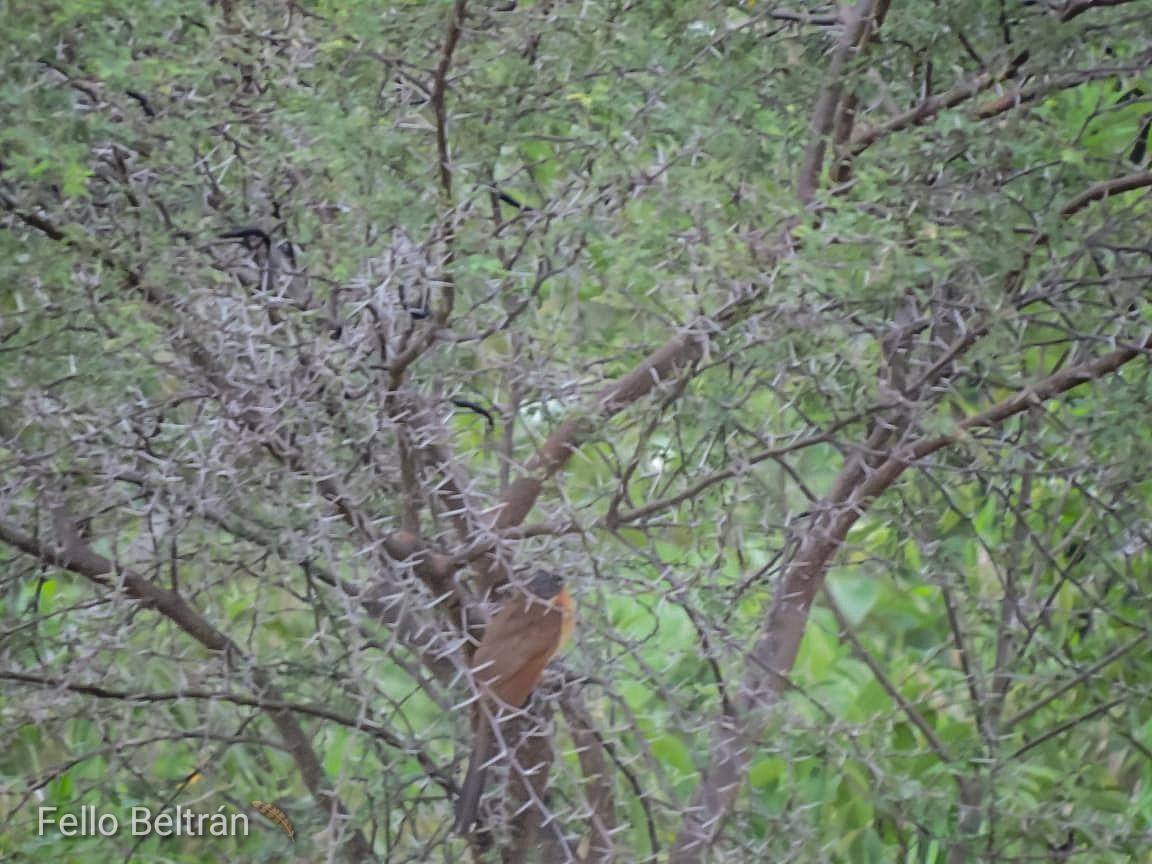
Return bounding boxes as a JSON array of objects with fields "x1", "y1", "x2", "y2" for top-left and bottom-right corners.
[{"x1": 2, "y1": 1, "x2": 1151, "y2": 862}]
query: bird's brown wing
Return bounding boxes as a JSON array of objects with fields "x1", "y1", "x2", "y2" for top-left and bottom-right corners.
[{"x1": 471, "y1": 602, "x2": 565, "y2": 707}]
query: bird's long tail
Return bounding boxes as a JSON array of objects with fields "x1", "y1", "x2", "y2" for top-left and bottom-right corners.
[{"x1": 453, "y1": 721, "x2": 493, "y2": 834}]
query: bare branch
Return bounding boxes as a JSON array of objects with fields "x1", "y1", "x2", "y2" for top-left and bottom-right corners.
[
  {"x1": 1059, "y1": 171, "x2": 1152, "y2": 216},
  {"x1": 669, "y1": 335, "x2": 1152, "y2": 862},
  {"x1": 1059, "y1": 0, "x2": 1146, "y2": 21},
  {"x1": 0, "y1": 519, "x2": 377, "y2": 864},
  {"x1": 796, "y1": 0, "x2": 877, "y2": 205},
  {"x1": 851, "y1": 52, "x2": 1027, "y2": 153},
  {"x1": 561, "y1": 693, "x2": 619, "y2": 864}
]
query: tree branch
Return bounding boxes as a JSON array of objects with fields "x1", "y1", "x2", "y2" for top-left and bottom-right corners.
[
  {"x1": 561, "y1": 692, "x2": 618, "y2": 864},
  {"x1": 1059, "y1": 0, "x2": 1145, "y2": 21},
  {"x1": 1059, "y1": 171, "x2": 1152, "y2": 216},
  {"x1": 668, "y1": 335, "x2": 1152, "y2": 862},
  {"x1": 796, "y1": 0, "x2": 877, "y2": 205},
  {"x1": 0, "y1": 519, "x2": 377, "y2": 864},
  {"x1": 0, "y1": 670, "x2": 456, "y2": 789}
]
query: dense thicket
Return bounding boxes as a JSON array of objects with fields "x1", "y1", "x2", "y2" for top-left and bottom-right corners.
[{"x1": 2, "y1": 2, "x2": 1151, "y2": 862}]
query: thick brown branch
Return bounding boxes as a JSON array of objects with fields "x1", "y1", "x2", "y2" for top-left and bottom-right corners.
[
  {"x1": 1059, "y1": 171, "x2": 1152, "y2": 216},
  {"x1": 852, "y1": 65, "x2": 1007, "y2": 153},
  {"x1": 972, "y1": 64, "x2": 1142, "y2": 120},
  {"x1": 796, "y1": 0, "x2": 877, "y2": 204},
  {"x1": 1059, "y1": 0, "x2": 1144, "y2": 21},
  {"x1": 668, "y1": 336, "x2": 1151, "y2": 862},
  {"x1": 561, "y1": 693, "x2": 618, "y2": 864},
  {"x1": 428, "y1": 0, "x2": 468, "y2": 326},
  {"x1": 432, "y1": 0, "x2": 468, "y2": 200}
]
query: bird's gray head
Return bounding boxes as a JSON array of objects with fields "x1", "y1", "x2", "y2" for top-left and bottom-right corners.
[{"x1": 523, "y1": 571, "x2": 565, "y2": 599}]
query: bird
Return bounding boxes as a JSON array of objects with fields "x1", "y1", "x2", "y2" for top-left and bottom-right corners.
[{"x1": 453, "y1": 571, "x2": 575, "y2": 834}]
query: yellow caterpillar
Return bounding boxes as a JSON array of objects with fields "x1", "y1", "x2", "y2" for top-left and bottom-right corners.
[{"x1": 250, "y1": 800, "x2": 295, "y2": 842}]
